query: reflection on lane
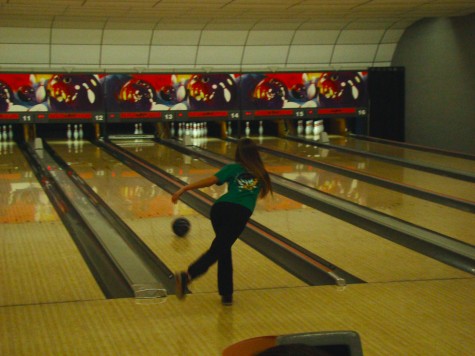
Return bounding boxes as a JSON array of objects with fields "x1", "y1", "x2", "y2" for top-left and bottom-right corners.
[
  {"x1": 330, "y1": 136, "x2": 475, "y2": 175},
  {"x1": 0, "y1": 143, "x2": 58, "y2": 223},
  {"x1": 199, "y1": 138, "x2": 475, "y2": 246},
  {"x1": 51, "y1": 140, "x2": 198, "y2": 220},
  {"x1": 261, "y1": 137, "x2": 475, "y2": 202}
]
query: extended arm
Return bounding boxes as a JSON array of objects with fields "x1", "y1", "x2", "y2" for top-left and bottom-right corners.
[{"x1": 171, "y1": 175, "x2": 219, "y2": 204}]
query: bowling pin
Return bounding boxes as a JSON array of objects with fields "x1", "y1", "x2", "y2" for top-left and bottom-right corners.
[
  {"x1": 192, "y1": 122, "x2": 198, "y2": 138},
  {"x1": 178, "y1": 123, "x2": 183, "y2": 137},
  {"x1": 73, "y1": 124, "x2": 79, "y2": 140},
  {"x1": 3, "y1": 125, "x2": 8, "y2": 141},
  {"x1": 297, "y1": 120, "x2": 303, "y2": 136},
  {"x1": 134, "y1": 123, "x2": 139, "y2": 135},
  {"x1": 79, "y1": 124, "x2": 83, "y2": 140},
  {"x1": 171, "y1": 123, "x2": 176, "y2": 137},
  {"x1": 197, "y1": 122, "x2": 202, "y2": 137},
  {"x1": 83, "y1": 82, "x2": 96, "y2": 104},
  {"x1": 313, "y1": 121, "x2": 319, "y2": 136},
  {"x1": 258, "y1": 121, "x2": 264, "y2": 136},
  {"x1": 67, "y1": 124, "x2": 72, "y2": 140},
  {"x1": 245, "y1": 121, "x2": 250, "y2": 137},
  {"x1": 305, "y1": 121, "x2": 312, "y2": 136},
  {"x1": 8, "y1": 125, "x2": 13, "y2": 141},
  {"x1": 139, "y1": 123, "x2": 143, "y2": 134},
  {"x1": 36, "y1": 79, "x2": 46, "y2": 103},
  {"x1": 227, "y1": 121, "x2": 232, "y2": 136}
]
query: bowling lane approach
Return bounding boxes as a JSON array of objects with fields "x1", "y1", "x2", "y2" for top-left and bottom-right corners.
[
  {"x1": 113, "y1": 139, "x2": 471, "y2": 283},
  {"x1": 48, "y1": 140, "x2": 307, "y2": 295},
  {"x1": 0, "y1": 142, "x2": 104, "y2": 307},
  {"x1": 199, "y1": 137, "x2": 475, "y2": 247}
]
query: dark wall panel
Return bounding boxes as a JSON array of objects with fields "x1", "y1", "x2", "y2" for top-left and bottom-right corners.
[{"x1": 368, "y1": 67, "x2": 405, "y2": 141}]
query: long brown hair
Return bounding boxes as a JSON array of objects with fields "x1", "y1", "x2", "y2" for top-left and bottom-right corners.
[{"x1": 235, "y1": 138, "x2": 272, "y2": 198}]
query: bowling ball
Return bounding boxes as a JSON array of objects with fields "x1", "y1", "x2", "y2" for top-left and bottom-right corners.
[
  {"x1": 158, "y1": 85, "x2": 178, "y2": 103},
  {"x1": 118, "y1": 78, "x2": 156, "y2": 111},
  {"x1": 172, "y1": 217, "x2": 191, "y2": 237},
  {"x1": 17, "y1": 85, "x2": 36, "y2": 103},
  {"x1": 0, "y1": 80, "x2": 13, "y2": 111},
  {"x1": 236, "y1": 73, "x2": 265, "y2": 109},
  {"x1": 290, "y1": 83, "x2": 307, "y2": 102},
  {"x1": 252, "y1": 77, "x2": 288, "y2": 109},
  {"x1": 47, "y1": 74, "x2": 103, "y2": 111},
  {"x1": 317, "y1": 71, "x2": 367, "y2": 107},
  {"x1": 187, "y1": 74, "x2": 237, "y2": 110}
]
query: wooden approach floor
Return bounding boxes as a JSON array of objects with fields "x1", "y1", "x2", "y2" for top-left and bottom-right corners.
[
  {"x1": 1, "y1": 139, "x2": 474, "y2": 355},
  {"x1": 1, "y1": 278, "x2": 474, "y2": 355}
]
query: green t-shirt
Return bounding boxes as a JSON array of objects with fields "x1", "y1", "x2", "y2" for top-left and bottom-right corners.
[{"x1": 214, "y1": 163, "x2": 261, "y2": 212}]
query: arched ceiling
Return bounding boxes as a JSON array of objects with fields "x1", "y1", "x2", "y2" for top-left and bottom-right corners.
[{"x1": 1, "y1": 0, "x2": 474, "y2": 30}]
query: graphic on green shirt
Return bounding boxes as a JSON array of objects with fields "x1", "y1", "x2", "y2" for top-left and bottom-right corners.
[
  {"x1": 214, "y1": 163, "x2": 261, "y2": 212},
  {"x1": 236, "y1": 173, "x2": 259, "y2": 192}
]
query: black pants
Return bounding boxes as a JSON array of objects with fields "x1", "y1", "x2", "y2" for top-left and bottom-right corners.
[{"x1": 188, "y1": 202, "x2": 252, "y2": 296}]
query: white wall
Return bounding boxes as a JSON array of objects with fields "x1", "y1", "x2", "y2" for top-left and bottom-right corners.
[{"x1": 0, "y1": 27, "x2": 404, "y2": 72}]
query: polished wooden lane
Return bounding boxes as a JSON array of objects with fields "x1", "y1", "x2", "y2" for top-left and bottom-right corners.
[
  {"x1": 330, "y1": 136, "x2": 475, "y2": 175},
  {"x1": 0, "y1": 143, "x2": 104, "y2": 307},
  {"x1": 200, "y1": 138, "x2": 475, "y2": 246},
  {"x1": 252, "y1": 208, "x2": 472, "y2": 283},
  {"x1": 262, "y1": 137, "x2": 475, "y2": 202},
  {"x1": 1, "y1": 278, "x2": 474, "y2": 355},
  {"x1": 49, "y1": 140, "x2": 307, "y2": 296},
  {"x1": 120, "y1": 140, "x2": 471, "y2": 283}
]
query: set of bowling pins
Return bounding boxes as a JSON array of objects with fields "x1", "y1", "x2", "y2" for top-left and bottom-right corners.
[
  {"x1": 245, "y1": 121, "x2": 264, "y2": 137},
  {"x1": 0, "y1": 125, "x2": 14, "y2": 142},
  {"x1": 227, "y1": 121, "x2": 264, "y2": 137},
  {"x1": 296, "y1": 120, "x2": 324, "y2": 139},
  {"x1": 174, "y1": 122, "x2": 208, "y2": 139},
  {"x1": 0, "y1": 125, "x2": 14, "y2": 155},
  {"x1": 134, "y1": 123, "x2": 144, "y2": 135},
  {"x1": 66, "y1": 124, "x2": 84, "y2": 141}
]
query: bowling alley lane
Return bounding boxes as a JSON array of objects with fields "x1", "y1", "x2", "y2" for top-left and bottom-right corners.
[
  {"x1": 47, "y1": 140, "x2": 307, "y2": 295},
  {"x1": 328, "y1": 135, "x2": 475, "y2": 175},
  {"x1": 200, "y1": 138, "x2": 475, "y2": 247},
  {"x1": 116, "y1": 139, "x2": 471, "y2": 283},
  {"x1": 262, "y1": 137, "x2": 475, "y2": 203},
  {"x1": 0, "y1": 142, "x2": 104, "y2": 307}
]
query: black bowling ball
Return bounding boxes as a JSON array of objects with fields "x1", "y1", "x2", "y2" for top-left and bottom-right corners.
[{"x1": 172, "y1": 217, "x2": 191, "y2": 237}]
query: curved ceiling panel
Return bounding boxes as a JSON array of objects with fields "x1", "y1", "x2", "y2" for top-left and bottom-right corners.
[{"x1": 0, "y1": 1, "x2": 473, "y2": 71}]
